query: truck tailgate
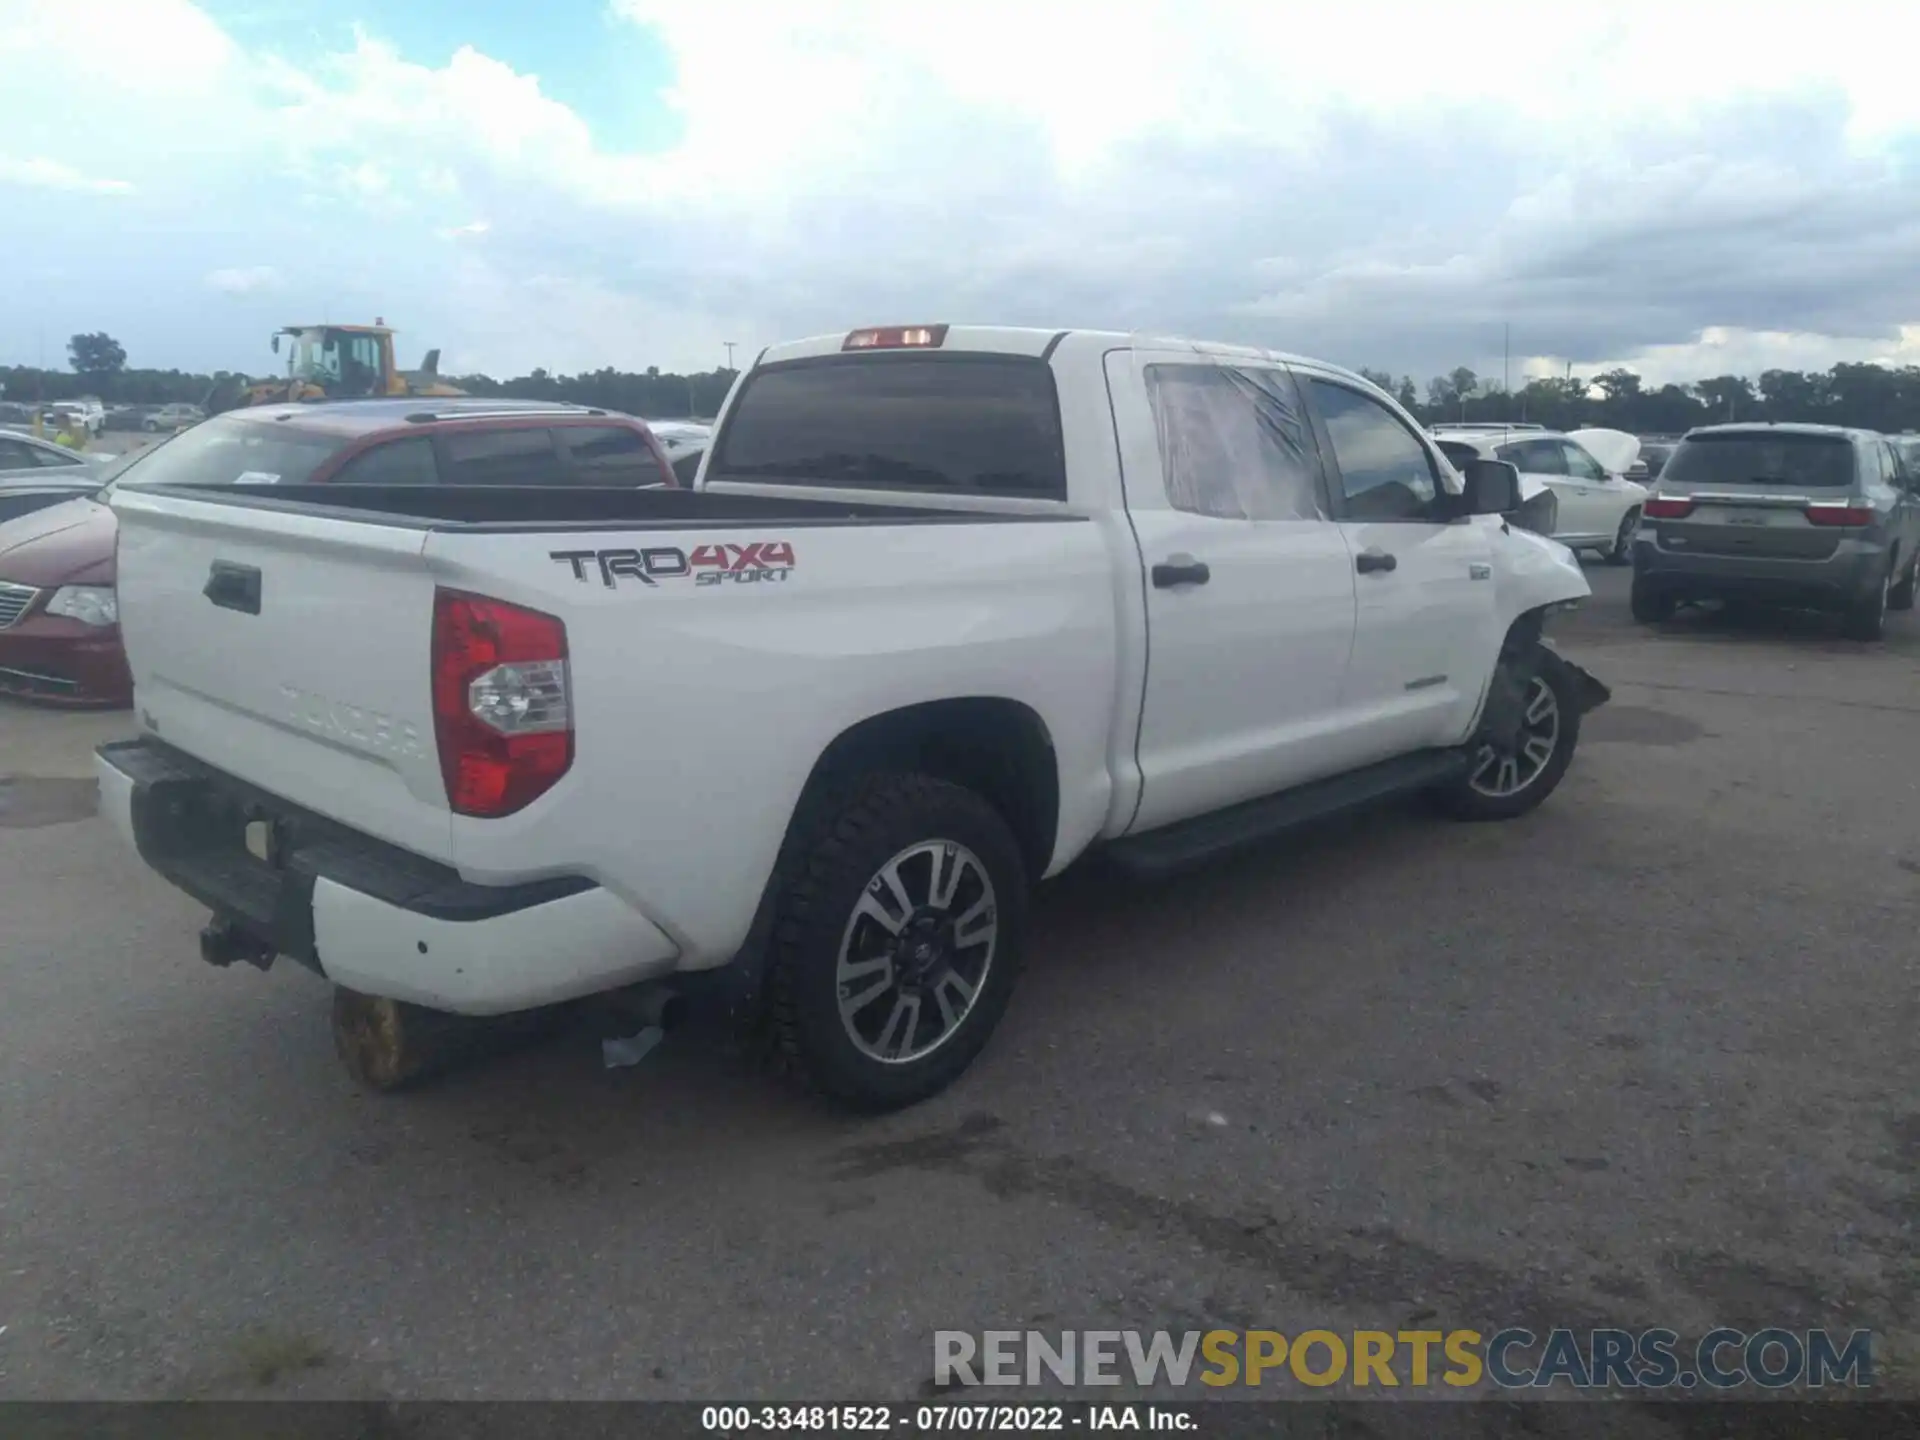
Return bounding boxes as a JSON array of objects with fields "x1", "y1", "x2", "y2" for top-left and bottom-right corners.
[{"x1": 112, "y1": 488, "x2": 454, "y2": 861}]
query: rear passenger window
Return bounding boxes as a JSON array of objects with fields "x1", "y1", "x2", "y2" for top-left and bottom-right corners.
[
  {"x1": 330, "y1": 437, "x2": 439, "y2": 486},
  {"x1": 1499, "y1": 439, "x2": 1567, "y2": 475},
  {"x1": 559, "y1": 425, "x2": 661, "y2": 486},
  {"x1": 1306, "y1": 380, "x2": 1438, "y2": 521},
  {"x1": 1143, "y1": 365, "x2": 1324, "y2": 521},
  {"x1": 440, "y1": 428, "x2": 566, "y2": 486}
]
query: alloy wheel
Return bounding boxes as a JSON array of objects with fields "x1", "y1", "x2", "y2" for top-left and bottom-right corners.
[
  {"x1": 1469, "y1": 677, "x2": 1561, "y2": 799},
  {"x1": 835, "y1": 840, "x2": 998, "y2": 1065}
]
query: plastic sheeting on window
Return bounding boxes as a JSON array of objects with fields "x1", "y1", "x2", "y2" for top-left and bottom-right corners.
[{"x1": 1142, "y1": 363, "x2": 1326, "y2": 522}]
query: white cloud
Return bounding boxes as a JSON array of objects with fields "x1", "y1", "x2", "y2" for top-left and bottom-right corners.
[
  {"x1": 4, "y1": 0, "x2": 1920, "y2": 380},
  {"x1": 204, "y1": 266, "x2": 284, "y2": 294},
  {"x1": 0, "y1": 156, "x2": 132, "y2": 194}
]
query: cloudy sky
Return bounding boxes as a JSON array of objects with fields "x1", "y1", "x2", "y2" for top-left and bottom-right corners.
[{"x1": 4, "y1": 0, "x2": 1920, "y2": 388}]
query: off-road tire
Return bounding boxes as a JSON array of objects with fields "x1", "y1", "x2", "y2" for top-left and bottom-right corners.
[
  {"x1": 767, "y1": 773, "x2": 1028, "y2": 1111},
  {"x1": 1433, "y1": 652, "x2": 1584, "y2": 822},
  {"x1": 1630, "y1": 578, "x2": 1675, "y2": 624}
]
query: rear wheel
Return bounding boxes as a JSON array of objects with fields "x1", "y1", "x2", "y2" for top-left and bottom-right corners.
[
  {"x1": 767, "y1": 773, "x2": 1027, "y2": 1111},
  {"x1": 1433, "y1": 655, "x2": 1583, "y2": 822},
  {"x1": 1630, "y1": 577, "x2": 1675, "y2": 624},
  {"x1": 1889, "y1": 551, "x2": 1917, "y2": 612},
  {"x1": 1841, "y1": 561, "x2": 1893, "y2": 641},
  {"x1": 1605, "y1": 508, "x2": 1640, "y2": 566}
]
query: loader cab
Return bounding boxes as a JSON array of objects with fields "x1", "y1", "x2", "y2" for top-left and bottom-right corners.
[{"x1": 275, "y1": 326, "x2": 397, "y2": 399}]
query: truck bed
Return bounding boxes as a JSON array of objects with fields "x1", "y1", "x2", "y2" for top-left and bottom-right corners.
[{"x1": 130, "y1": 482, "x2": 1071, "y2": 531}]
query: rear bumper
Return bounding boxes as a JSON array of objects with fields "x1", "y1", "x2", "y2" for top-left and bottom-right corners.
[
  {"x1": 1631, "y1": 535, "x2": 1884, "y2": 606},
  {"x1": 96, "y1": 737, "x2": 681, "y2": 1015},
  {"x1": 0, "y1": 614, "x2": 132, "y2": 707}
]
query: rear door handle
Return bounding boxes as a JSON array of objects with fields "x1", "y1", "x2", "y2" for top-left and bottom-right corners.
[
  {"x1": 203, "y1": 560, "x2": 262, "y2": 615},
  {"x1": 1151, "y1": 555, "x2": 1211, "y2": 588},
  {"x1": 1355, "y1": 549, "x2": 1397, "y2": 575}
]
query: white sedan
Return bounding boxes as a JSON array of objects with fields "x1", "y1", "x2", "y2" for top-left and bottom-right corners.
[
  {"x1": 0, "y1": 428, "x2": 109, "y2": 523},
  {"x1": 1431, "y1": 426, "x2": 1648, "y2": 564}
]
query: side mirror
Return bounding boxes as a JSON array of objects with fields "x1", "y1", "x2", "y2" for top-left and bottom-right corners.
[
  {"x1": 1463, "y1": 458, "x2": 1522, "y2": 515},
  {"x1": 271, "y1": 334, "x2": 280, "y2": 355}
]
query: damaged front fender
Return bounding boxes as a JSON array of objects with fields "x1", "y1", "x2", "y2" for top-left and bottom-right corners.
[
  {"x1": 1478, "y1": 640, "x2": 1612, "y2": 753},
  {"x1": 1538, "y1": 642, "x2": 1612, "y2": 716}
]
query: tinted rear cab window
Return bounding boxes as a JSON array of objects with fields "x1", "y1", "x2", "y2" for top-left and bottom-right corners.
[
  {"x1": 1662, "y1": 434, "x2": 1857, "y2": 489},
  {"x1": 709, "y1": 356, "x2": 1067, "y2": 500}
]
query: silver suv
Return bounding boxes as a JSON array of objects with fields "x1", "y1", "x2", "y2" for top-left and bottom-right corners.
[{"x1": 1631, "y1": 424, "x2": 1920, "y2": 640}]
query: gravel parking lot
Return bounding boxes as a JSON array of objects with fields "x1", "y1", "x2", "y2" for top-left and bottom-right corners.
[{"x1": 1, "y1": 566, "x2": 1915, "y2": 1414}]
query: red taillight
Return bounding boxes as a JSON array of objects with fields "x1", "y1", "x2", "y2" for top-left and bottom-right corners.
[
  {"x1": 431, "y1": 589, "x2": 572, "y2": 818},
  {"x1": 1804, "y1": 504, "x2": 1875, "y2": 527},
  {"x1": 843, "y1": 324, "x2": 949, "y2": 351},
  {"x1": 1643, "y1": 497, "x2": 1694, "y2": 519}
]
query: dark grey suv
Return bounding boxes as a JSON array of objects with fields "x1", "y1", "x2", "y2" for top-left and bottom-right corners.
[{"x1": 1630, "y1": 424, "x2": 1920, "y2": 640}]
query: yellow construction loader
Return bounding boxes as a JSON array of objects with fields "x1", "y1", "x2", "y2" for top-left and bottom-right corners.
[{"x1": 206, "y1": 321, "x2": 468, "y2": 413}]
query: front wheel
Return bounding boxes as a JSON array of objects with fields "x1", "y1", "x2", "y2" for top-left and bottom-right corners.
[
  {"x1": 1606, "y1": 508, "x2": 1640, "y2": 566},
  {"x1": 1433, "y1": 654, "x2": 1583, "y2": 822},
  {"x1": 767, "y1": 773, "x2": 1028, "y2": 1111}
]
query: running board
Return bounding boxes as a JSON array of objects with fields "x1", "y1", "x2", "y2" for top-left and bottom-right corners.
[{"x1": 1104, "y1": 748, "x2": 1471, "y2": 881}]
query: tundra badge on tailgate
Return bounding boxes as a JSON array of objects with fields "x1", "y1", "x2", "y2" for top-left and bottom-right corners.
[{"x1": 550, "y1": 542, "x2": 797, "y2": 590}]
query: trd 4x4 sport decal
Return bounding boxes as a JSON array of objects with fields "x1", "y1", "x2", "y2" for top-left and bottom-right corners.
[{"x1": 550, "y1": 541, "x2": 797, "y2": 589}]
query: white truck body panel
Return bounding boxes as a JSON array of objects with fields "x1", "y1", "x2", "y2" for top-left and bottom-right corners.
[
  {"x1": 423, "y1": 517, "x2": 1121, "y2": 960},
  {"x1": 101, "y1": 325, "x2": 1592, "y2": 1017},
  {"x1": 113, "y1": 489, "x2": 453, "y2": 860}
]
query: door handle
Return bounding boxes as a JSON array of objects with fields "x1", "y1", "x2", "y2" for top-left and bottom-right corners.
[
  {"x1": 1151, "y1": 555, "x2": 1211, "y2": 588},
  {"x1": 1355, "y1": 549, "x2": 1397, "y2": 575},
  {"x1": 203, "y1": 560, "x2": 262, "y2": 615}
]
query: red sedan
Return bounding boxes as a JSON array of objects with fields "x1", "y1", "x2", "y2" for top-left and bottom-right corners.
[{"x1": 0, "y1": 399, "x2": 679, "y2": 707}]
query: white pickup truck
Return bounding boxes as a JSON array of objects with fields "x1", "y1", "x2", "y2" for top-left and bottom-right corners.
[{"x1": 98, "y1": 325, "x2": 1609, "y2": 1109}]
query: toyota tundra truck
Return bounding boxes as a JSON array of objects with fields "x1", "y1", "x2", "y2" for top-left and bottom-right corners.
[{"x1": 97, "y1": 325, "x2": 1609, "y2": 1109}]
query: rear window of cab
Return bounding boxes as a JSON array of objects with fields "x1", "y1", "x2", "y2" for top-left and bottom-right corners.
[{"x1": 707, "y1": 355, "x2": 1067, "y2": 501}]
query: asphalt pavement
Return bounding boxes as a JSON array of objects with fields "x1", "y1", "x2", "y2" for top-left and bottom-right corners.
[{"x1": 1, "y1": 565, "x2": 1916, "y2": 1417}]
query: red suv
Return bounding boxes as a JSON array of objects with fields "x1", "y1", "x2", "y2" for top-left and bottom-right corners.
[{"x1": 0, "y1": 399, "x2": 679, "y2": 707}]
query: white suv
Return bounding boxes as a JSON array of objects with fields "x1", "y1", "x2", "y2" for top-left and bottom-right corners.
[{"x1": 1432, "y1": 427, "x2": 1648, "y2": 564}]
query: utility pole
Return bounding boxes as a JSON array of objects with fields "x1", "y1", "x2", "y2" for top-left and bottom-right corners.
[
  {"x1": 723, "y1": 341, "x2": 737, "y2": 373},
  {"x1": 1503, "y1": 323, "x2": 1510, "y2": 419}
]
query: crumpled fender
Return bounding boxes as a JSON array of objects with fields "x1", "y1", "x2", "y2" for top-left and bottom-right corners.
[
  {"x1": 1538, "y1": 642, "x2": 1612, "y2": 716},
  {"x1": 1490, "y1": 521, "x2": 1590, "y2": 632},
  {"x1": 1476, "y1": 638, "x2": 1612, "y2": 751}
]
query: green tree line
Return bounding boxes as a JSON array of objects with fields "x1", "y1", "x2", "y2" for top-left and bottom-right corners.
[
  {"x1": 1, "y1": 333, "x2": 737, "y2": 418},
  {"x1": 1353, "y1": 363, "x2": 1920, "y2": 434},
  {"x1": 8, "y1": 332, "x2": 1919, "y2": 434}
]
